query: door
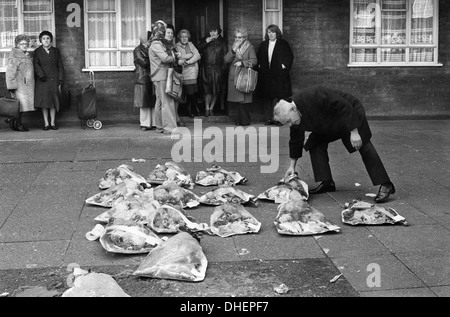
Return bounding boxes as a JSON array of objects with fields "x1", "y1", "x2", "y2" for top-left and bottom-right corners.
[{"x1": 174, "y1": 0, "x2": 223, "y2": 46}]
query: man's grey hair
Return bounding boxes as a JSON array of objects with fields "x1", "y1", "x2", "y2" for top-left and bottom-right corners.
[{"x1": 273, "y1": 99, "x2": 298, "y2": 125}]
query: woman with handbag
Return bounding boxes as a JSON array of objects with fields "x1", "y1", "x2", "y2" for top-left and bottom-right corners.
[
  {"x1": 176, "y1": 29, "x2": 201, "y2": 118},
  {"x1": 33, "y1": 31, "x2": 64, "y2": 131},
  {"x1": 256, "y1": 24, "x2": 294, "y2": 126},
  {"x1": 149, "y1": 21, "x2": 181, "y2": 135},
  {"x1": 5, "y1": 34, "x2": 36, "y2": 132},
  {"x1": 224, "y1": 27, "x2": 257, "y2": 126}
]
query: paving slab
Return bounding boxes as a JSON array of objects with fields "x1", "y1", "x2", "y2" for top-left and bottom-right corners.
[
  {"x1": 0, "y1": 240, "x2": 70, "y2": 270},
  {"x1": 368, "y1": 224, "x2": 450, "y2": 254},
  {"x1": 394, "y1": 251, "x2": 450, "y2": 287},
  {"x1": 330, "y1": 254, "x2": 427, "y2": 292},
  {"x1": 359, "y1": 287, "x2": 437, "y2": 297},
  {"x1": 430, "y1": 286, "x2": 450, "y2": 297}
]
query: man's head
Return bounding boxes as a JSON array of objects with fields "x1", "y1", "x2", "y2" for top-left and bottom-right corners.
[{"x1": 273, "y1": 99, "x2": 302, "y2": 127}]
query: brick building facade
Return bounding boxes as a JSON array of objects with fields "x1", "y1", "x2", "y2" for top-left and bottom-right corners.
[{"x1": 1, "y1": 0, "x2": 449, "y2": 124}]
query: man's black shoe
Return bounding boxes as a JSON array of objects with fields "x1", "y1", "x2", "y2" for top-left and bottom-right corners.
[
  {"x1": 309, "y1": 180, "x2": 336, "y2": 195},
  {"x1": 374, "y1": 182, "x2": 395, "y2": 203}
]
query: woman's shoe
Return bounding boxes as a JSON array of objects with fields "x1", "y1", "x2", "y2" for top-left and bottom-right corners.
[
  {"x1": 205, "y1": 110, "x2": 210, "y2": 117},
  {"x1": 43, "y1": 126, "x2": 50, "y2": 131},
  {"x1": 210, "y1": 110, "x2": 214, "y2": 116},
  {"x1": 50, "y1": 125, "x2": 58, "y2": 130}
]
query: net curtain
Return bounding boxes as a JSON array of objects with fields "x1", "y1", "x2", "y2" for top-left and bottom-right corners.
[{"x1": 87, "y1": 0, "x2": 147, "y2": 67}]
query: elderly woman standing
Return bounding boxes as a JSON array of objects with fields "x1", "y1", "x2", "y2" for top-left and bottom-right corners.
[
  {"x1": 256, "y1": 24, "x2": 294, "y2": 126},
  {"x1": 224, "y1": 27, "x2": 257, "y2": 126},
  {"x1": 149, "y1": 21, "x2": 180, "y2": 134},
  {"x1": 5, "y1": 34, "x2": 35, "y2": 132},
  {"x1": 176, "y1": 29, "x2": 201, "y2": 118},
  {"x1": 133, "y1": 31, "x2": 155, "y2": 131},
  {"x1": 33, "y1": 31, "x2": 64, "y2": 131}
]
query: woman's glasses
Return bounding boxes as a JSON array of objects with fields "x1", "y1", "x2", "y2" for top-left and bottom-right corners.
[{"x1": 18, "y1": 42, "x2": 29, "y2": 46}]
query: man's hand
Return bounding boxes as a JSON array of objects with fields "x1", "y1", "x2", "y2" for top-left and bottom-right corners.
[
  {"x1": 285, "y1": 158, "x2": 299, "y2": 177},
  {"x1": 350, "y1": 129, "x2": 362, "y2": 150}
]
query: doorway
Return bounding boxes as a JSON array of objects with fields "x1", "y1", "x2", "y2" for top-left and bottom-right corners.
[{"x1": 174, "y1": 0, "x2": 228, "y2": 116}]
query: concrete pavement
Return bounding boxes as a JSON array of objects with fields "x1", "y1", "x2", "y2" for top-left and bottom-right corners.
[{"x1": 0, "y1": 118, "x2": 449, "y2": 297}]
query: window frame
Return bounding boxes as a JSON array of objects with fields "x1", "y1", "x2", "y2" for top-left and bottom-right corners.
[
  {"x1": 348, "y1": 0, "x2": 442, "y2": 67},
  {"x1": 0, "y1": 0, "x2": 56, "y2": 72},
  {"x1": 83, "y1": 0, "x2": 152, "y2": 72},
  {"x1": 262, "y1": 0, "x2": 283, "y2": 40}
]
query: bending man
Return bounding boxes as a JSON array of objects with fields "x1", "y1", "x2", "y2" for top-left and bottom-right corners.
[{"x1": 273, "y1": 85, "x2": 395, "y2": 203}]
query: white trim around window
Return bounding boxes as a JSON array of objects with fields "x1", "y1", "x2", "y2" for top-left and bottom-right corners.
[
  {"x1": 349, "y1": 0, "x2": 442, "y2": 67},
  {"x1": 262, "y1": 0, "x2": 283, "y2": 40},
  {"x1": 83, "y1": 0, "x2": 152, "y2": 72}
]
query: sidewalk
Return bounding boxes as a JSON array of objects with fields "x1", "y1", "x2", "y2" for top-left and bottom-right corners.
[{"x1": 0, "y1": 119, "x2": 449, "y2": 297}]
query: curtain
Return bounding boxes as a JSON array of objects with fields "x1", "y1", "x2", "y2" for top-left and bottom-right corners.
[
  {"x1": 87, "y1": 0, "x2": 117, "y2": 67},
  {"x1": 121, "y1": 0, "x2": 146, "y2": 66},
  {"x1": 381, "y1": 0, "x2": 406, "y2": 62},
  {"x1": 265, "y1": 0, "x2": 281, "y2": 30},
  {"x1": 353, "y1": 0, "x2": 376, "y2": 62},
  {"x1": 410, "y1": 0, "x2": 434, "y2": 62}
]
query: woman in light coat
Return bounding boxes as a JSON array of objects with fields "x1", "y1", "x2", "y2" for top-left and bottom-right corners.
[
  {"x1": 148, "y1": 21, "x2": 181, "y2": 134},
  {"x1": 5, "y1": 34, "x2": 35, "y2": 132},
  {"x1": 224, "y1": 27, "x2": 257, "y2": 126},
  {"x1": 176, "y1": 29, "x2": 201, "y2": 118}
]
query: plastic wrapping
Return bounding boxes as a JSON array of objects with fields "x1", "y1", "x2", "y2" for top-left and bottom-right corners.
[
  {"x1": 95, "y1": 197, "x2": 161, "y2": 225},
  {"x1": 342, "y1": 200, "x2": 408, "y2": 226},
  {"x1": 210, "y1": 203, "x2": 261, "y2": 238},
  {"x1": 147, "y1": 204, "x2": 209, "y2": 234},
  {"x1": 99, "y1": 164, "x2": 149, "y2": 189},
  {"x1": 86, "y1": 179, "x2": 152, "y2": 208},
  {"x1": 99, "y1": 218, "x2": 163, "y2": 254},
  {"x1": 133, "y1": 232, "x2": 207, "y2": 282},
  {"x1": 275, "y1": 199, "x2": 340, "y2": 235},
  {"x1": 199, "y1": 186, "x2": 258, "y2": 206},
  {"x1": 258, "y1": 174, "x2": 309, "y2": 203},
  {"x1": 195, "y1": 165, "x2": 248, "y2": 187},
  {"x1": 151, "y1": 181, "x2": 200, "y2": 208},
  {"x1": 147, "y1": 162, "x2": 194, "y2": 188}
]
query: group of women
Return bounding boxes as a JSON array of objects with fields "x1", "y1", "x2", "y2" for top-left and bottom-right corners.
[
  {"x1": 133, "y1": 21, "x2": 294, "y2": 132},
  {"x1": 5, "y1": 31, "x2": 64, "y2": 132}
]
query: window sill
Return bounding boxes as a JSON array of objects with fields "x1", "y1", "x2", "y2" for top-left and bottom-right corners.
[
  {"x1": 347, "y1": 63, "x2": 443, "y2": 67},
  {"x1": 82, "y1": 67, "x2": 135, "y2": 72}
]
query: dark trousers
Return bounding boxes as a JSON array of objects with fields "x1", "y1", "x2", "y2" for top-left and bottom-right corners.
[
  {"x1": 262, "y1": 97, "x2": 278, "y2": 121},
  {"x1": 235, "y1": 103, "x2": 251, "y2": 125},
  {"x1": 309, "y1": 140, "x2": 390, "y2": 186}
]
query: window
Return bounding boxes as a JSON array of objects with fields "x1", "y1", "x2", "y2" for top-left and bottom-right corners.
[
  {"x1": 263, "y1": 0, "x2": 283, "y2": 39},
  {"x1": 349, "y1": 0, "x2": 440, "y2": 66},
  {"x1": 84, "y1": 0, "x2": 152, "y2": 71},
  {"x1": 0, "y1": 0, "x2": 55, "y2": 72}
]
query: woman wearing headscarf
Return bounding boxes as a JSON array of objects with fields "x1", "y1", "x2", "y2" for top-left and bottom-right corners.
[
  {"x1": 224, "y1": 27, "x2": 257, "y2": 126},
  {"x1": 5, "y1": 34, "x2": 35, "y2": 132},
  {"x1": 256, "y1": 24, "x2": 294, "y2": 126},
  {"x1": 176, "y1": 29, "x2": 201, "y2": 118},
  {"x1": 33, "y1": 30, "x2": 64, "y2": 130},
  {"x1": 197, "y1": 25, "x2": 228, "y2": 116},
  {"x1": 133, "y1": 31, "x2": 156, "y2": 131},
  {"x1": 148, "y1": 20, "x2": 181, "y2": 135}
]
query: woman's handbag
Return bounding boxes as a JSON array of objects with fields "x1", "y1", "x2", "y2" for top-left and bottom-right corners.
[
  {"x1": 0, "y1": 94, "x2": 20, "y2": 120},
  {"x1": 165, "y1": 67, "x2": 186, "y2": 103},
  {"x1": 234, "y1": 65, "x2": 258, "y2": 94}
]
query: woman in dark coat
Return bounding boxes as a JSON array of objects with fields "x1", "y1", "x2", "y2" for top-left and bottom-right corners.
[
  {"x1": 33, "y1": 31, "x2": 64, "y2": 130},
  {"x1": 198, "y1": 25, "x2": 228, "y2": 116},
  {"x1": 133, "y1": 31, "x2": 155, "y2": 131},
  {"x1": 256, "y1": 24, "x2": 294, "y2": 125}
]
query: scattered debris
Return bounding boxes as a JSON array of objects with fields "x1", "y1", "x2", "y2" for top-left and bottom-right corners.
[
  {"x1": 132, "y1": 158, "x2": 146, "y2": 163},
  {"x1": 85, "y1": 224, "x2": 105, "y2": 241},
  {"x1": 330, "y1": 273, "x2": 343, "y2": 283},
  {"x1": 365, "y1": 193, "x2": 376, "y2": 198},
  {"x1": 0, "y1": 292, "x2": 9, "y2": 297},
  {"x1": 62, "y1": 272, "x2": 130, "y2": 297},
  {"x1": 355, "y1": 183, "x2": 361, "y2": 187},
  {"x1": 274, "y1": 283, "x2": 290, "y2": 294},
  {"x1": 238, "y1": 248, "x2": 250, "y2": 256}
]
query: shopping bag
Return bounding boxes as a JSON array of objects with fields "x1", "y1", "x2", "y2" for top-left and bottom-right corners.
[
  {"x1": 0, "y1": 95, "x2": 20, "y2": 120},
  {"x1": 234, "y1": 66, "x2": 258, "y2": 94},
  {"x1": 77, "y1": 72, "x2": 97, "y2": 120},
  {"x1": 165, "y1": 68, "x2": 185, "y2": 102}
]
